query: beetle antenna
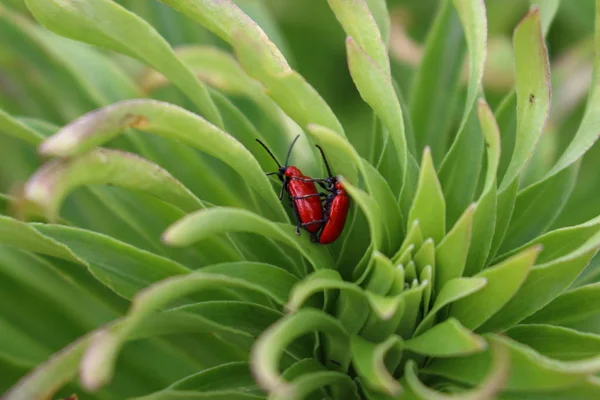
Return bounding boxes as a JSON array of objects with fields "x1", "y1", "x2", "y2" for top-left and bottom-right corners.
[
  {"x1": 284, "y1": 135, "x2": 301, "y2": 167},
  {"x1": 256, "y1": 139, "x2": 282, "y2": 169},
  {"x1": 315, "y1": 145, "x2": 334, "y2": 177}
]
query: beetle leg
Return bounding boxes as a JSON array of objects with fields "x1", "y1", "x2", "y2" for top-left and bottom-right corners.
[
  {"x1": 279, "y1": 179, "x2": 289, "y2": 201},
  {"x1": 288, "y1": 197, "x2": 303, "y2": 236},
  {"x1": 301, "y1": 219, "x2": 327, "y2": 227},
  {"x1": 290, "y1": 193, "x2": 327, "y2": 200},
  {"x1": 289, "y1": 176, "x2": 328, "y2": 183}
]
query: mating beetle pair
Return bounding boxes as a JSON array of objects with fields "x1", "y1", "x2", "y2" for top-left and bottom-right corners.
[{"x1": 257, "y1": 136, "x2": 350, "y2": 244}]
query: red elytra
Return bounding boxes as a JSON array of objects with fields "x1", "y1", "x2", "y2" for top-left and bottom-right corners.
[
  {"x1": 318, "y1": 181, "x2": 350, "y2": 244},
  {"x1": 256, "y1": 136, "x2": 324, "y2": 235}
]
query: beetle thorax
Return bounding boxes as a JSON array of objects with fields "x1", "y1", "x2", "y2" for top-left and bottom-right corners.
[{"x1": 284, "y1": 166, "x2": 303, "y2": 178}]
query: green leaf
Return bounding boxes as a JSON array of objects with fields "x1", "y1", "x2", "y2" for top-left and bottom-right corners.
[
  {"x1": 525, "y1": 282, "x2": 600, "y2": 332},
  {"x1": 464, "y1": 99, "x2": 501, "y2": 276},
  {"x1": 361, "y1": 160, "x2": 404, "y2": 251},
  {"x1": 0, "y1": 216, "x2": 83, "y2": 264},
  {"x1": 530, "y1": 0, "x2": 560, "y2": 36},
  {"x1": 438, "y1": 101, "x2": 484, "y2": 227},
  {"x1": 452, "y1": 0, "x2": 487, "y2": 124},
  {"x1": 200, "y1": 262, "x2": 300, "y2": 306},
  {"x1": 80, "y1": 270, "x2": 295, "y2": 390},
  {"x1": 450, "y1": 246, "x2": 541, "y2": 330},
  {"x1": 144, "y1": 46, "x2": 277, "y2": 120},
  {"x1": 499, "y1": 379, "x2": 600, "y2": 400},
  {"x1": 395, "y1": 281, "x2": 427, "y2": 339},
  {"x1": 38, "y1": 99, "x2": 286, "y2": 219},
  {"x1": 426, "y1": 334, "x2": 600, "y2": 391},
  {"x1": 160, "y1": 0, "x2": 344, "y2": 137},
  {"x1": 341, "y1": 177, "x2": 388, "y2": 253},
  {"x1": 328, "y1": 0, "x2": 390, "y2": 74},
  {"x1": 478, "y1": 232, "x2": 600, "y2": 332},
  {"x1": 364, "y1": 0, "x2": 390, "y2": 48},
  {"x1": 500, "y1": 162, "x2": 579, "y2": 252},
  {"x1": 393, "y1": 221, "x2": 422, "y2": 264},
  {"x1": 24, "y1": 0, "x2": 222, "y2": 127},
  {"x1": 404, "y1": 318, "x2": 486, "y2": 357},
  {"x1": 404, "y1": 339, "x2": 509, "y2": 400},
  {"x1": 487, "y1": 179, "x2": 519, "y2": 262},
  {"x1": 409, "y1": 0, "x2": 465, "y2": 161},
  {"x1": 499, "y1": 0, "x2": 600, "y2": 248},
  {"x1": 275, "y1": 371, "x2": 359, "y2": 400},
  {"x1": 413, "y1": 239, "x2": 435, "y2": 275},
  {"x1": 251, "y1": 309, "x2": 349, "y2": 397},
  {"x1": 350, "y1": 335, "x2": 403, "y2": 396},
  {"x1": 133, "y1": 391, "x2": 264, "y2": 399},
  {"x1": 34, "y1": 224, "x2": 190, "y2": 299},
  {"x1": 0, "y1": 108, "x2": 43, "y2": 145},
  {"x1": 159, "y1": 0, "x2": 288, "y2": 77},
  {"x1": 414, "y1": 277, "x2": 487, "y2": 336},
  {"x1": 123, "y1": 362, "x2": 261, "y2": 399},
  {"x1": 364, "y1": 251, "x2": 396, "y2": 296},
  {"x1": 24, "y1": 148, "x2": 203, "y2": 220},
  {"x1": 499, "y1": 6, "x2": 551, "y2": 190},
  {"x1": 435, "y1": 205, "x2": 475, "y2": 294},
  {"x1": 438, "y1": 0, "x2": 487, "y2": 224},
  {"x1": 545, "y1": 0, "x2": 600, "y2": 178},
  {"x1": 3, "y1": 334, "x2": 91, "y2": 400},
  {"x1": 346, "y1": 36, "x2": 407, "y2": 196},
  {"x1": 407, "y1": 148, "x2": 446, "y2": 244},
  {"x1": 163, "y1": 207, "x2": 334, "y2": 274},
  {"x1": 496, "y1": 215, "x2": 600, "y2": 264},
  {"x1": 506, "y1": 324, "x2": 600, "y2": 361}
]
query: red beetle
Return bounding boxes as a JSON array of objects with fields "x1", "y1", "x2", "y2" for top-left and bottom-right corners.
[
  {"x1": 292, "y1": 145, "x2": 350, "y2": 244},
  {"x1": 256, "y1": 136, "x2": 324, "y2": 235}
]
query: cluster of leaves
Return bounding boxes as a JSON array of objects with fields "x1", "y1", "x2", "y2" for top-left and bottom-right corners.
[{"x1": 1, "y1": 0, "x2": 600, "y2": 399}]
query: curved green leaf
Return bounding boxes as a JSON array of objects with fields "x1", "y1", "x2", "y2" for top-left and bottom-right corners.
[
  {"x1": 464, "y1": 99, "x2": 501, "y2": 276},
  {"x1": 497, "y1": 215, "x2": 600, "y2": 264},
  {"x1": 24, "y1": 148, "x2": 203, "y2": 220},
  {"x1": 404, "y1": 338, "x2": 508, "y2": 400},
  {"x1": 405, "y1": 318, "x2": 486, "y2": 357},
  {"x1": 328, "y1": 0, "x2": 389, "y2": 74},
  {"x1": 506, "y1": 324, "x2": 600, "y2": 361},
  {"x1": 163, "y1": 207, "x2": 334, "y2": 273},
  {"x1": 34, "y1": 224, "x2": 190, "y2": 299},
  {"x1": 350, "y1": 335, "x2": 403, "y2": 396},
  {"x1": 364, "y1": 0, "x2": 390, "y2": 47},
  {"x1": 0, "y1": 108, "x2": 43, "y2": 145},
  {"x1": 450, "y1": 246, "x2": 541, "y2": 330},
  {"x1": 24, "y1": 0, "x2": 222, "y2": 127},
  {"x1": 500, "y1": 7, "x2": 551, "y2": 190},
  {"x1": 38, "y1": 99, "x2": 285, "y2": 219},
  {"x1": 80, "y1": 270, "x2": 294, "y2": 390},
  {"x1": 479, "y1": 232, "x2": 600, "y2": 332},
  {"x1": 0, "y1": 216, "x2": 83, "y2": 264},
  {"x1": 409, "y1": 0, "x2": 465, "y2": 160},
  {"x1": 501, "y1": 162, "x2": 579, "y2": 252},
  {"x1": 438, "y1": 0, "x2": 487, "y2": 224},
  {"x1": 251, "y1": 309, "x2": 349, "y2": 397},
  {"x1": 275, "y1": 371, "x2": 360, "y2": 400},
  {"x1": 159, "y1": 0, "x2": 344, "y2": 137},
  {"x1": 426, "y1": 334, "x2": 600, "y2": 391},
  {"x1": 346, "y1": 36, "x2": 407, "y2": 196},
  {"x1": 341, "y1": 177, "x2": 388, "y2": 253},
  {"x1": 414, "y1": 277, "x2": 487, "y2": 336},
  {"x1": 525, "y1": 282, "x2": 600, "y2": 331}
]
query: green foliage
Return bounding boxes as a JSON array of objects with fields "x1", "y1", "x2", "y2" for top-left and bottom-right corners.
[{"x1": 0, "y1": 0, "x2": 599, "y2": 399}]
